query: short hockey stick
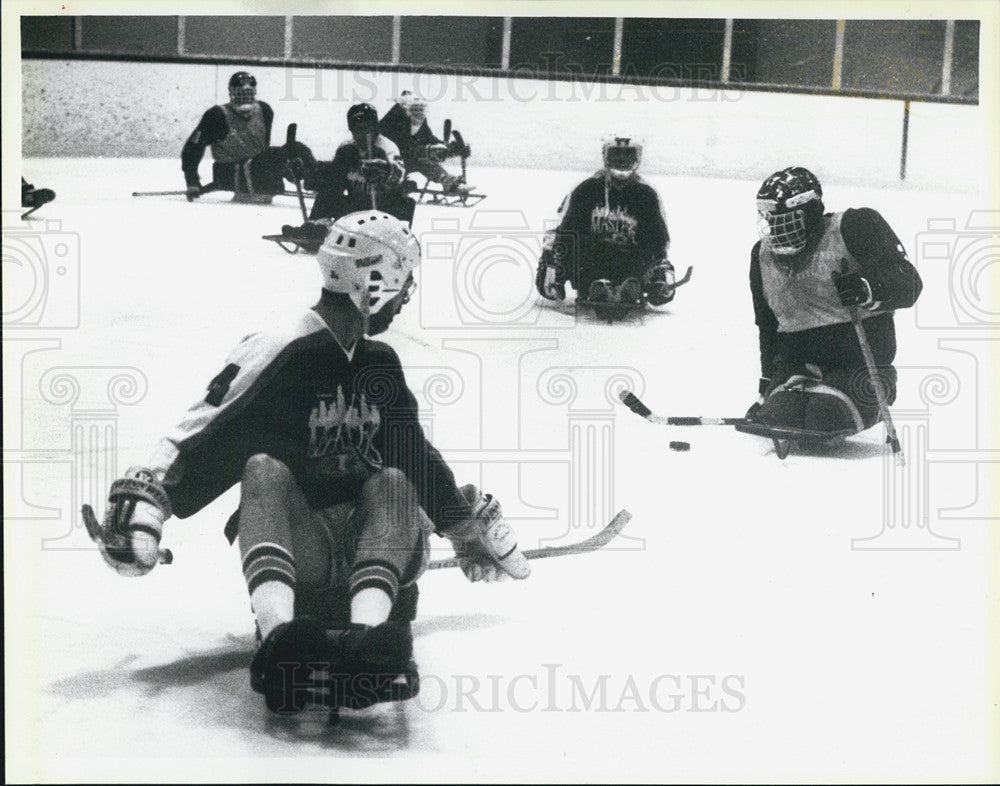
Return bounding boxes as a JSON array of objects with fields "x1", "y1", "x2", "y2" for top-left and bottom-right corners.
[
  {"x1": 618, "y1": 389, "x2": 743, "y2": 426},
  {"x1": 426, "y1": 508, "x2": 632, "y2": 571},
  {"x1": 81, "y1": 504, "x2": 174, "y2": 565},
  {"x1": 850, "y1": 310, "x2": 904, "y2": 466},
  {"x1": 285, "y1": 122, "x2": 309, "y2": 223},
  {"x1": 673, "y1": 266, "x2": 694, "y2": 289},
  {"x1": 364, "y1": 130, "x2": 378, "y2": 210}
]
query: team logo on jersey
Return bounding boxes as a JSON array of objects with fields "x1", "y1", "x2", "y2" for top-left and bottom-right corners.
[
  {"x1": 590, "y1": 205, "x2": 638, "y2": 245},
  {"x1": 308, "y1": 387, "x2": 383, "y2": 469}
]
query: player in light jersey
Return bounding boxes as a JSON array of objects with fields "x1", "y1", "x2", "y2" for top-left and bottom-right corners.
[
  {"x1": 83, "y1": 212, "x2": 530, "y2": 716},
  {"x1": 743, "y1": 166, "x2": 923, "y2": 435}
]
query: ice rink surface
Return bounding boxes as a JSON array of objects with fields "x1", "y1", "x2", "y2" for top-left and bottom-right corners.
[{"x1": 5, "y1": 158, "x2": 997, "y2": 782}]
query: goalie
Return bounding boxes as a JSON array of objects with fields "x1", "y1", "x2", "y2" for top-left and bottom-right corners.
[
  {"x1": 535, "y1": 136, "x2": 678, "y2": 307},
  {"x1": 83, "y1": 212, "x2": 530, "y2": 718},
  {"x1": 378, "y1": 91, "x2": 473, "y2": 197}
]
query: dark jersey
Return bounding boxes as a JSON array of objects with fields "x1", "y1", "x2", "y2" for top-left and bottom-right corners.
[
  {"x1": 750, "y1": 207, "x2": 923, "y2": 379},
  {"x1": 305, "y1": 135, "x2": 406, "y2": 214},
  {"x1": 545, "y1": 173, "x2": 670, "y2": 268},
  {"x1": 378, "y1": 104, "x2": 442, "y2": 169},
  {"x1": 182, "y1": 101, "x2": 275, "y2": 187},
  {"x1": 146, "y1": 310, "x2": 473, "y2": 533}
]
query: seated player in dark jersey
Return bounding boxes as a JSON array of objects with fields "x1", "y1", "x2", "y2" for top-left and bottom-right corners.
[
  {"x1": 181, "y1": 71, "x2": 312, "y2": 204},
  {"x1": 535, "y1": 136, "x2": 677, "y2": 307},
  {"x1": 378, "y1": 91, "x2": 472, "y2": 196},
  {"x1": 82, "y1": 212, "x2": 530, "y2": 716},
  {"x1": 279, "y1": 104, "x2": 416, "y2": 252},
  {"x1": 306, "y1": 103, "x2": 415, "y2": 224},
  {"x1": 742, "y1": 166, "x2": 923, "y2": 436}
]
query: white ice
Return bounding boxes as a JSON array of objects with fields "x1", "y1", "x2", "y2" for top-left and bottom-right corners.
[{"x1": 5, "y1": 158, "x2": 997, "y2": 782}]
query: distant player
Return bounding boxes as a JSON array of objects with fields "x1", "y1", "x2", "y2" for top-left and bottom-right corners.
[
  {"x1": 742, "y1": 166, "x2": 923, "y2": 436},
  {"x1": 378, "y1": 91, "x2": 472, "y2": 196},
  {"x1": 535, "y1": 136, "x2": 676, "y2": 307},
  {"x1": 83, "y1": 212, "x2": 530, "y2": 717},
  {"x1": 304, "y1": 103, "x2": 415, "y2": 225},
  {"x1": 182, "y1": 71, "x2": 305, "y2": 204}
]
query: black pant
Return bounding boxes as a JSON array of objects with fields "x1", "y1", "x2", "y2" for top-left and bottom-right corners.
[{"x1": 213, "y1": 146, "x2": 288, "y2": 194}]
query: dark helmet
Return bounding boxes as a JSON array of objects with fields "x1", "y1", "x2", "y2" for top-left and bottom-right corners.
[
  {"x1": 755, "y1": 166, "x2": 825, "y2": 255},
  {"x1": 228, "y1": 71, "x2": 257, "y2": 110},
  {"x1": 347, "y1": 102, "x2": 378, "y2": 133}
]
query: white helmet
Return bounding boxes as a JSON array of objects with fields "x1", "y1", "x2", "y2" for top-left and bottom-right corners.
[
  {"x1": 602, "y1": 135, "x2": 643, "y2": 178},
  {"x1": 316, "y1": 212, "x2": 420, "y2": 316}
]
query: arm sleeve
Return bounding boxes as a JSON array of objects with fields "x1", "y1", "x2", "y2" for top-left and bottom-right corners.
[
  {"x1": 262, "y1": 102, "x2": 275, "y2": 147},
  {"x1": 181, "y1": 106, "x2": 229, "y2": 187},
  {"x1": 639, "y1": 186, "x2": 670, "y2": 261},
  {"x1": 749, "y1": 242, "x2": 779, "y2": 380},
  {"x1": 380, "y1": 348, "x2": 474, "y2": 533},
  {"x1": 377, "y1": 137, "x2": 407, "y2": 185},
  {"x1": 146, "y1": 331, "x2": 291, "y2": 518},
  {"x1": 306, "y1": 142, "x2": 353, "y2": 192},
  {"x1": 841, "y1": 207, "x2": 923, "y2": 310}
]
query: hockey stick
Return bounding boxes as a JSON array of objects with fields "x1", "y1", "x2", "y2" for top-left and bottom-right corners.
[
  {"x1": 285, "y1": 122, "x2": 309, "y2": 223},
  {"x1": 850, "y1": 310, "x2": 904, "y2": 466},
  {"x1": 426, "y1": 508, "x2": 632, "y2": 571},
  {"x1": 81, "y1": 504, "x2": 174, "y2": 565},
  {"x1": 364, "y1": 130, "x2": 378, "y2": 210},
  {"x1": 451, "y1": 128, "x2": 469, "y2": 184},
  {"x1": 618, "y1": 389, "x2": 743, "y2": 426},
  {"x1": 132, "y1": 183, "x2": 218, "y2": 198},
  {"x1": 672, "y1": 266, "x2": 694, "y2": 289}
]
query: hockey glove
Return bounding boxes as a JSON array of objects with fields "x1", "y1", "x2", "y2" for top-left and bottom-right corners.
[
  {"x1": 535, "y1": 250, "x2": 567, "y2": 301},
  {"x1": 832, "y1": 270, "x2": 876, "y2": 308},
  {"x1": 361, "y1": 159, "x2": 393, "y2": 186},
  {"x1": 444, "y1": 485, "x2": 531, "y2": 583},
  {"x1": 421, "y1": 143, "x2": 449, "y2": 163},
  {"x1": 744, "y1": 377, "x2": 772, "y2": 420},
  {"x1": 83, "y1": 467, "x2": 171, "y2": 577},
  {"x1": 447, "y1": 139, "x2": 471, "y2": 159},
  {"x1": 644, "y1": 261, "x2": 676, "y2": 306}
]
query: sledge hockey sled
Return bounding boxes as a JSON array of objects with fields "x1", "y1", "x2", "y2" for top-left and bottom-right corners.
[
  {"x1": 415, "y1": 181, "x2": 487, "y2": 207},
  {"x1": 734, "y1": 420, "x2": 858, "y2": 460},
  {"x1": 261, "y1": 232, "x2": 322, "y2": 254},
  {"x1": 576, "y1": 266, "x2": 693, "y2": 322},
  {"x1": 323, "y1": 661, "x2": 420, "y2": 726}
]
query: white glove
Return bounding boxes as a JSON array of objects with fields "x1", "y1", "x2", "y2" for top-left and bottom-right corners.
[
  {"x1": 445, "y1": 485, "x2": 531, "y2": 583},
  {"x1": 83, "y1": 467, "x2": 171, "y2": 577}
]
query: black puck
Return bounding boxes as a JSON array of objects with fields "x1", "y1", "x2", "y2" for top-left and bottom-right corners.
[{"x1": 669, "y1": 441, "x2": 691, "y2": 451}]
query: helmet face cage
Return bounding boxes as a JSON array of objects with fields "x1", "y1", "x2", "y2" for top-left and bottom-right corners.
[
  {"x1": 755, "y1": 167, "x2": 823, "y2": 255},
  {"x1": 317, "y1": 213, "x2": 421, "y2": 317},
  {"x1": 603, "y1": 137, "x2": 642, "y2": 177},
  {"x1": 406, "y1": 98, "x2": 427, "y2": 122},
  {"x1": 228, "y1": 72, "x2": 257, "y2": 109}
]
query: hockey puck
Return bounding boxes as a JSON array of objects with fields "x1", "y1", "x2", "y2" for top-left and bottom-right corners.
[{"x1": 669, "y1": 441, "x2": 691, "y2": 451}]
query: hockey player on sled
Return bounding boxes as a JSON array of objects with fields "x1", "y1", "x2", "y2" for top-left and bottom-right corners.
[{"x1": 378, "y1": 91, "x2": 484, "y2": 207}]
